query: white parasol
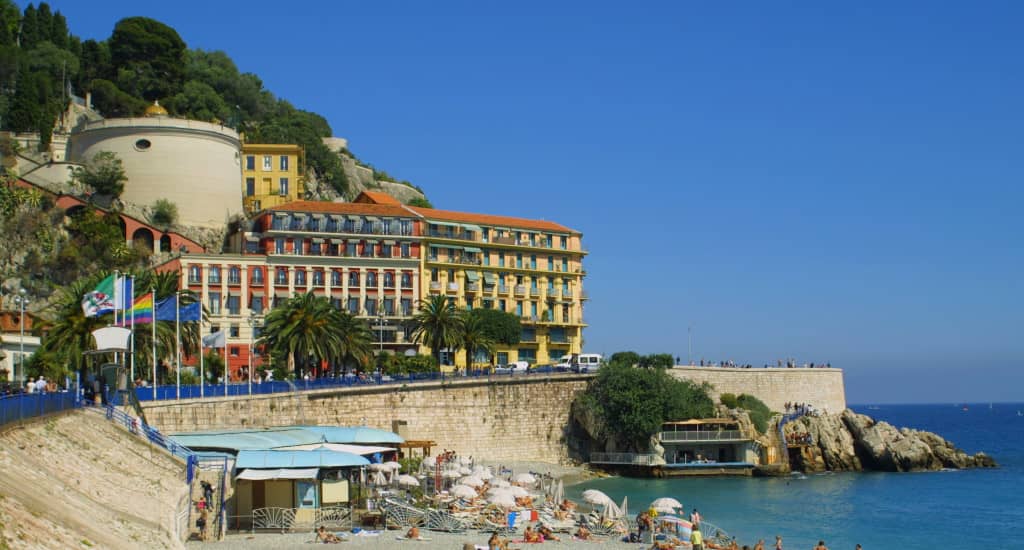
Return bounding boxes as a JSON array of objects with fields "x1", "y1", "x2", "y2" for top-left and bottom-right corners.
[
  {"x1": 460, "y1": 475, "x2": 485, "y2": 488},
  {"x1": 459, "y1": 456, "x2": 472, "y2": 466},
  {"x1": 493, "y1": 479, "x2": 511, "y2": 488},
  {"x1": 450, "y1": 484, "x2": 477, "y2": 499},
  {"x1": 619, "y1": 495, "x2": 629, "y2": 519},
  {"x1": 370, "y1": 470, "x2": 388, "y2": 485},
  {"x1": 384, "y1": 461, "x2": 402, "y2": 471},
  {"x1": 396, "y1": 474, "x2": 420, "y2": 487},
  {"x1": 443, "y1": 469, "x2": 462, "y2": 479},
  {"x1": 512, "y1": 472, "x2": 536, "y2": 484},
  {"x1": 582, "y1": 489, "x2": 612, "y2": 506},
  {"x1": 488, "y1": 491, "x2": 516, "y2": 508},
  {"x1": 649, "y1": 497, "x2": 683, "y2": 514},
  {"x1": 459, "y1": 466, "x2": 473, "y2": 475}
]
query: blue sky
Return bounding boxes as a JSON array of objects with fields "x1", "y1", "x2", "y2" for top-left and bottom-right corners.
[{"x1": 42, "y1": 1, "x2": 1023, "y2": 403}]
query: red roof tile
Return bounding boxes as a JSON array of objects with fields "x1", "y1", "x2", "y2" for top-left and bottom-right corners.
[
  {"x1": 355, "y1": 191, "x2": 403, "y2": 206},
  {"x1": 267, "y1": 200, "x2": 415, "y2": 217},
  {"x1": 408, "y1": 207, "x2": 577, "y2": 234}
]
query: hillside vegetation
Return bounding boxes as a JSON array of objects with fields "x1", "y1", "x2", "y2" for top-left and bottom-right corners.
[{"x1": 0, "y1": 1, "x2": 423, "y2": 200}]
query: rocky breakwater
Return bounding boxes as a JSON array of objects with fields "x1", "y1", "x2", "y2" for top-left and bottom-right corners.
[{"x1": 786, "y1": 409, "x2": 997, "y2": 472}]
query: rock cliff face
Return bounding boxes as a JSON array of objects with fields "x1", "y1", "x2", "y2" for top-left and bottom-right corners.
[{"x1": 786, "y1": 409, "x2": 996, "y2": 472}]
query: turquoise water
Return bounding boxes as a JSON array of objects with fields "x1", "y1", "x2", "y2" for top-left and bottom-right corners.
[{"x1": 566, "y1": 403, "x2": 1024, "y2": 549}]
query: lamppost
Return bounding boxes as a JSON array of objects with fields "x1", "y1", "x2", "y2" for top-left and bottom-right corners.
[
  {"x1": 247, "y1": 312, "x2": 261, "y2": 396},
  {"x1": 14, "y1": 289, "x2": 29, "y2": 387},
  {"x1": 377, "y1": 299, "x2": 385, "y2": 379}
]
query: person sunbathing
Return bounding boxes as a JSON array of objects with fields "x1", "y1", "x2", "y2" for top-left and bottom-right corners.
[
  {"x1": 574, "y1": 525, "x2": 592, "y2": 540},
  {"x1": 316, "y1": 526, "x2": 342, "y2": 543},
  {"x1": 537, "y1": 524, "x2": 560, "y2": 541},
  {"x1": 524, "y1": 525, "x2": 543, "y2": 543},
  {"x1": 560, "y1": 499, "x2": 577, "y2": 511},
  {"x1": 489, "y1": 532, "x2": 510, "y2": 550},
  {"x1": 405, "y1": 526, "x2": 421, "y2": 540}
]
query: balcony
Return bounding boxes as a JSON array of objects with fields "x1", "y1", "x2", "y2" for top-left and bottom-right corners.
[
  {"x1": 492, "y1": 235, "x2": 516, "y2": 245},
  {"x1": 659, "y1": 430, "x2": 751, "y2": 443},
  {"x1": 429, "y1": 281, "x2": 442, "y2": 293},
  {"x1": 514, "y1": 285, "x2": 527, "y2": 297},
  {"x1": 547, "y1": 288, "x2": 560, "y2": 299},
  {"x1": 581, "y1": 291, "x2": 589, "y2": 300},
  {"x1": 563, "y1": 289, "x2": 574, "y2": 298},
  {"x1": 466, "y1": 282, "x2": 480, "y2": 293},
  {"x1": 446, "y1": 282, "x2": 459, "y2": 293},
  {"x1": 498, "y1": 285, "x2": 509, "y2": 294},
  {"x1": 428, "y1": 229, "x2": 476, "y2": 241},
  {"x1": 590, "y1": 452, "x2": 656, "y2": 466},
  {"x1": 529, "y1": 288, "x2": 540, "y2": 297}
]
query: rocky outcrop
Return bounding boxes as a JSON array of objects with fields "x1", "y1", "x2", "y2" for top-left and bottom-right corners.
[{"x1": 785, "y1": 409, "x2": 996, "y2": 472}]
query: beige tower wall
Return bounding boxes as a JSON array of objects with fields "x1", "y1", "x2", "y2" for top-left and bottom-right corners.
[{"x1": 69, "y1": 118, "x2": 243, "y2": 228}]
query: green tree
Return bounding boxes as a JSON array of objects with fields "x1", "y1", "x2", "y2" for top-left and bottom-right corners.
[
  {"x1": 575, "y1": 362, "x2": 715, "y2": 449},
  {"x1": 109, "y1": 16, "x2": 186, "y2": 100},
  {"x1": 407, "y1": 197, "x2": 433, "y2": 208},
  {"x1": 332, "y1": 308, "x2": 373, "y2": 373},
  {"x1": 258, "y1": 292, "x2": 369, "y2": 378},
  {"x1": 89, "y1": 78, "x2": 145, "y2": 117},
  {"x1": 460, "y1": 311, "x2": 496, "y2": 367},
  {"x1": 75, "y1": 40, "x2": 111, "y2": 93},
  {"x1": 19, "y1": 4, "x2": 38, "y2": 49},
  {"x1": 466, "y1": 307, "x2": 520, "y2": 346},
  {"x1": 149, "y1": 198, "x2": 178, "y2": 227},
  {"x1": 72, "y1": 151, "x2": 128, "y2": 197},
  {"x1": 736, "y1": 393, "x2": 773, "y2": 433},
  {"x1": 639, "y1": 353, "x2": 674, "y2": 369},
  {"x1": 164, "y1": 80, "x2": 229, "y2": 122},
  {"x1": 411, "y1": 294, "x2": 464, "y2": 366},
  {"x1": 608, "y1": 351, "x2": 641, "y2": 367}
]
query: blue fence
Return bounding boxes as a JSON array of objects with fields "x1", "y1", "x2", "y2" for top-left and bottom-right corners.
[
  {"x1": 133, "y1": 368, "x2": 578, "y2": 402},
  {"x1": 0, "y1": 391, "x2": 81, "y2": 428}
]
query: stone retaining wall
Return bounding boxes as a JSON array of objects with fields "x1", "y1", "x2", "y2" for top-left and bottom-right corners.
[{"x1": 668, "y1": 366, "x2": 846, "y2": 413}]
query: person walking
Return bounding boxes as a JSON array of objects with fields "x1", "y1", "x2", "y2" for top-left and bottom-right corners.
[{"x1": 690, "y1": 525, "x2": 704, "y2": 550}]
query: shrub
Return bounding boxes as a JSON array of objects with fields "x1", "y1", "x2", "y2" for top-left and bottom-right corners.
[
  {"x1": 407, "y1": 197, "x2": 433, "y2": 208},
  {"x1": 150, "y1": 198, "x2": 178, "y2": 227},
  {"x1": 720, "y1": 392, "x2": 739, "y2": 409},
  {"x1": 736, "y1": 393, "x2": 772, "y2": 433}
]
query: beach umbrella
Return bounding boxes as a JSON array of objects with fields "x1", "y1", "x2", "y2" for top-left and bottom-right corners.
[
  {"x1": 370, "y1": 470, "x2": 388, "y2": 485},
  {"x1": 459, "y1": 456, "x2": 472, "y2": 466},
  {"x1": 489, "y1": 491, "x2": 517, "y2": 508},
  {"x1": 459, "y1": 466, "x2": 473, "y2": 475},
  {"x1": 451, "y1": 484, "x2": 477, "y2": 499},
  {"x1": 508, "y1": 486, "x2": 529, "y2": 498},
  {"x1": 460, "y1": 475, "x2": 485, "y2": 488},
  {"x1": 553, "y1": 480, "x2": 564, "y2": 505},
  {"x1": 494, "y1": 479, "x2": 511, "y2": 488},
  {"x1": 384, "y1": 461, "x2": 402, "y2": 471},
  {"x1": 368, "y1": 463, "x2": 389, "y2": 472},
  {"x1": 602, "y1": 499, "x2": 622, "y2": 519},
  {"x1": 396, "y1": 474, "x2": 420, "y2": 487},
  {"x1": 443, "y1": 469, "x2": 462, "y2": 479},
  {"x1": 472, "y1": 466, "x2": 493, "y2": 480},
  {"x1": 512, "y1": 473, "x2": 536, "y2": 484},
  {"x1": 620, "y1": 496, "x2": 629, "y2": 519},
  {"x1": 650, "y1": 497, "x2": 683, "y2": 514},
  {"x1": 582, "y1": 489, "x2": 612, "y2": 506}
]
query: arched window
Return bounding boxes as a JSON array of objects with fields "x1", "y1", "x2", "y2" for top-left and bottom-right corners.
[
  {"x1": 384, "y1": 272, "x2": 395, "y2": 288},
  {"x1": 276, "y1": 267, "x2": 287, "y2": 284},
  {"x1": 252, "y1": 267, "x2": 264, "y2": 284},
  {"x1": 229, "y1": 266, "x2": 241, "y2": 284},
  {"x1": 331, "y1": 271, "x2": 341, "y2": 286},
  {"x1": 189, "y1": 266, "x2": 201, "y2": 283},
  {"x1": 295, "y1": 269, "x2": 306, "y2": 285},
  {"x1": 209, "y1": 266, "x2": 221, "y2": 283},
  {"x1": 366, "y1": 271, "x2": 377, "y2": 287}
]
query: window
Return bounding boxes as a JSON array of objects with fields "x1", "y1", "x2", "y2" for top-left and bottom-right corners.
[
  {"x1": 530, "y1": 255, "x2": 537, "y2": 269},
  {"x1": 343, "y1": 218, "x2": 355, "y2": 232},
  {"x1": 250, "y1": 295, "x2": 264, "y2": 314},
  {"x1": 548, "y1": 256, "x2": 554, "y2": 270},
  {"x1": 227, "y1": 295, "x2": 240, "y2": 315},
  {"x1": 400, "y1": 298, "x2": 412, "y2": 316},
  {"x1": 530, "y1": 233, "x2": 536, "y2": 246},
  {"x1": 483, "y1": 250, "x2": 490, "y2": 266},
  {"x1": 246, "y1": 177, "x2": 255, "y2": 196},
  {"x1": 521, "y1": 327, "x2": 536, "y2": 341},
  {"x1": 292, "y1": 240, "x2": 303, "y2": 255},
  {"x1": 530, "y1": 302, "x2": 538, "y2": 318},
  {"x1": 330, "y1": 297, "x2": 342, "y2": 310},
  {"x1": 279, "y1": 177, "x2": 289, "y2": 196},
  {"x1": 560, "y1": 236, "x2": 568, "y2": 250},
  {"x1": 562, "y1": 257, "x2": 569, "y2": 272},
  {"x1": 230, "y1": 346, "x2": 240, "y2": 357},
  {"x1": 498, "y1": 299, "x2": 506, "y2": 312},
  {"x1": 546, "y1": 234, "x2": 553, "y2": 248},
  {"x1": 279, "y1": 155, "x2": 289, "y2": 170},
  {"x1": 252, "y1": 267, "x2": 263, "y2": 284},
  {"x1": 229, "y1": 267, "x2": 241, "y2": 284},
  {"x1": 401, "y1": 272, "x2": 412, "y2": 288},
  {"x1": 400, "y1": 220, "x2": 412, "y2": 235},
  {"x1": 331, "y1": 271, "x2": 341, "y2": 286},
  {"x1": 262, "y1": 155, "x2": 272, "y2": 170},
  {"x1": 382, "y1": 298, "x2": 394, "y2": 315},
  {"x1": 381, "y1": 243, "x2": 393, "y2": 257},
  {"x1": 518, "y1": 348, "x2": 536, "y2": 363},
  {"x1": 382, "y1": 219, "x2": 391, "y2": 234},
  {"x1": 312, "y1": 271, "x2": 324, "y2": 286},
  {"x1": 431, "y1": 268, "x2": 439, "y2": 282},
  {"x1": 348, "y1": 271, "x2": 360, "y2": 287},
  {"x1": 497, "y1": 352, "x2": 508, "y2": 365},
  {"x1": 246, "y1": 156, "x2": 255, "y2": 170},
  {"x1": 346, "y1": 242, "x2": 357, "y2": 257},
  {"x1": 209, "y1": 266, "x2": 221, "y2": 283},
  {"x1": 295, "y1": 270, "x2": 306, "y2": 285},
  {"x1": 188, "y1": 266, "x2": 201, "y2": 283},
  {"x1": 209, "y1": 292, "x2": 222, "y2": 315},
  {"x1": 347, "y1": 297, "x2": 359, "y2": 314},
  {"x1": 498, "y1": 252, "x2": 505, "y2": 267},
  {"x1": 275, "y1": 238, "x2": 285, "y2": 254},
  {"x1": 516, "y1": 253, "x2": 523, "y2": 268},
  {"x1": 516, "y1": 301, "x2": 523, "y2": 317},
  {"x1": 482, "y1": 228, "x2": 490, "y2": 242},
  {"x1": 362, "y1": 242, "x2": 374, "y2": 257},
  {"x1": 310, "y1": 241, "x2": 322, "y2": 255},
  {"x1": 366, "y1": 271, "x2": 377, "y2": 287},
  {"x1": 252, "y1": 199, "x2": 261, "y2": 211},
  {"x1": 365, "y1": 298, "x2": 377, "y2": 316},
  {"x1": 276, "y1": 268, "x2": 288, "y2": 284},
  {"x1": 384, "y1": 272, "x2": 395, "y2": 288},
  {"x1": 401, "y1": 242, "x2": 411, "y2": 258}
]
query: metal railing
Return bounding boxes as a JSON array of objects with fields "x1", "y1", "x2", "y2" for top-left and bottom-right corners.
[
  {"x1": 660, "y1": 430, "x2": 750, "y2": 442},
  {"x1": 134, "y1": 370, "x2": 594, "y2": 402},
  {"x1": 0, "y1": 391, "x2": 80, "y2": 429},
  {"x1": 590, "y1": 452, "x2": 656, "y2": 466}
]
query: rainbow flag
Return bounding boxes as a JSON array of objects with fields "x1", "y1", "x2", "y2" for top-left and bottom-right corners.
[{"x1": 116, "y1": 294, "x2": 154, "y2": 326}]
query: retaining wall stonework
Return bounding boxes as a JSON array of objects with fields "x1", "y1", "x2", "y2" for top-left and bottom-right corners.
[{"x1": 668, "y1": 366, "x2": 846, "y2": 413}]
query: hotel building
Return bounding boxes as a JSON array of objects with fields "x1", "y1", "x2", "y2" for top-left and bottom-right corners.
[{"x1": 241, "y1": 143, "x2": 304, "y2": 214}]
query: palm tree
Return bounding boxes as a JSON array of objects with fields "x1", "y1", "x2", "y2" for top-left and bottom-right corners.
[
  {"x1": 258, "y1": 292, "x2": 351, "y2": 378},
  {"x1": 411, "y1": 295, "x2": 464, "y2": 366},
  {"x1": 333, "y1": 310, "x2": 374, "y2": 374},
  {"x1": 460, "y1": 311, "x2": 496, "y2": 368}
]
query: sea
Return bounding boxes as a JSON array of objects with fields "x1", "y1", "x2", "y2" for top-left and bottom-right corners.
[{"x1": 565, "y1": 403, "x2": 1024, "y2": 549}]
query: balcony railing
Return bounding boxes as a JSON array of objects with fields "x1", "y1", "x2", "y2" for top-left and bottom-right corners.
[
  {"x1": 563, "y1": 289, "x2": 573, "y2": 298},
  {"x1": 659, "y1": 430, "x2": 750, "y2": 442},
  {"x1": 514, "y1": 285, "x2": 527, "y2": 296},
  {"x1": 429, "y1": 281, "x2": 442, "y2": 292},
  {"x1": 529, "y1": 288, "x2": 540, "y2": 297},
  {"x1": 466, "y1": 282, "x2": 480, "y2": 292},
  {"x1": 446, "y1": 282, "x2": 459, "y2": 293},
  {"x1": 547, "y1": 288, "x2": 560, "y2": 298},
  {"x1": 498, "y1": 285, "x2": 509, "y2": 294},
  {"x1": 590, "y1": 452, "x2": 656, "y2": 466}
]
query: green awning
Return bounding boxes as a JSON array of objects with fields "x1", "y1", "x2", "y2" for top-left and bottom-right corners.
[
  {"x1": 446, "y1": 245, "x2": 465, "y2": 252},
  {"x1": 482, "y1": 272, "x2": 496, "y2": 284},
  {"x1": 462, "y1": 224, "x2": 483, "y2": 232},
  {"x1": 465, "y1": 271, "x2": 481, "y2": 282},
  {"x1": 464, "y1": 247, "x2": 483, "y2": 254},
  {"x1": 431, "y1": 221, "x2": 459, "y2": 228}
]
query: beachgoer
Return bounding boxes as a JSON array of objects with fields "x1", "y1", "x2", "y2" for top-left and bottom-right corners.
[
  {"x1": 196, "y1": 508, "x2": 208, "y2": 540},
  {"x1": 690, "y1": 508, "x2": 701, "y2": 526},
  {"x1": 754, "y1": 539, "x2": 765, "y2": 550},
  {"x1": 406, "y1": 526, "x2": 421, "y2": 540},
  {"x1": 524, "y1": 525, "x2": 542, "y2": 543},
  {"x1": 855, "y1": 546, "x2": 862, "y2": 550},
  {"x1": 775, "y1": 535, "x2": 783, "y2": 550},
  {"x1": 488, "y1": 531, "x2": 509, "y2": 550},
  {"x1": 574, "y1": 525, "x2": 591, "y2": 541},
  {"x1": 538, "y1": 524, "x2": 559, "y2": 541},
  {"x1": 813, "y1": 541, "x2": 828, "y2": 550},
  {"x1": 316, "y1": 526, "x2": 342, "y2": 543},
  {"x1": 196, "y1": 495, "x2": 207, "y2": 511},
  {"x1": 690, "y1": 525, "x2": 704, "y2": 550}
]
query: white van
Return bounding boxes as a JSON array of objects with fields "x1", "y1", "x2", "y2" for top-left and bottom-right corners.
[{"x1": 572, "y1": 354, "x2": 603, "y2": 373}]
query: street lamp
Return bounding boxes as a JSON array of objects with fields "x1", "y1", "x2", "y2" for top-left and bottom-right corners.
[
  {"x1": 13, "y1": 289, "x2": 29, "y2": 387},
  {"x1": 247, "y1": 312, "x2": 261, "y2": 396}
]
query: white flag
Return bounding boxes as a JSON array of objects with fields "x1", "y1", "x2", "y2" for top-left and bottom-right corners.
[{"x1": 202, "y1": 330, "x2": 226, "y2": 349}]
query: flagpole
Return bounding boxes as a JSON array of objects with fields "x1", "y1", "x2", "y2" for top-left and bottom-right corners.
[
  {"x1": 175, "y1": 291, "x2": 181, "y2": 400},
  {"x1": 113, "y1": 270, "x2": 120, "y2": 366},
  {"x1": 222, "y1": 339, "x2": 228, "y2": 396},
  {"x1": 130, "y1": 275, "x2": 136, "y2": 383},
  {"x1": 200, "y1": 335, "x2": 205, "y2": 398},
  {"x1": 152, "y1": 288, "x2": 157, "y2": 399}
]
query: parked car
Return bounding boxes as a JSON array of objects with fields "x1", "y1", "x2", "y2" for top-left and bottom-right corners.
[{"x1": 494, "y1": 361, "x2": 529, "y2": 374}]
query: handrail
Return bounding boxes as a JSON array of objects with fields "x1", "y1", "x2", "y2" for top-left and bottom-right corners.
[
  {"x1": 659, "y1": 430, "x2": 750, "y2": 442},
  {"x1": 590, "y1": 452, "x2": 656, "y2": 466},
  {"x1": 0, "y1": 391, "x2": 80, "y2": 428}
]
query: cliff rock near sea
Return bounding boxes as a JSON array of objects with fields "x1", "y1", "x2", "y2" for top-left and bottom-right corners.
[{"x1": 786, "y1": 409, "x2": 997, "y2": 472}]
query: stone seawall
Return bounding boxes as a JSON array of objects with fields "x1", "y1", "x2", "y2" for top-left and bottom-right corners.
[
  {"x1": 668, "y1": 366, "x2": 846, "y2": 413},
  {"x1": 143, "y1": 375, "x2": 591, "y2": 463}
]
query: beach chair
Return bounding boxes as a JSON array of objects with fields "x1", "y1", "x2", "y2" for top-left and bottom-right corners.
[
  {"x1": 380, "y1": 498, "x2": 427, "y2": 528},
  {"x1": 425, "y1": 508, "x2": 471, "y2": 533}
]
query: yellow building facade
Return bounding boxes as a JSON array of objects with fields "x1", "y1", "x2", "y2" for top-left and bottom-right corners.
[
  {"x1": 241, "y1": 144, "x2": 304, "y2": 213},
  {"x1": 410, "y1": 206, "x2": 587, "y2": 368}
]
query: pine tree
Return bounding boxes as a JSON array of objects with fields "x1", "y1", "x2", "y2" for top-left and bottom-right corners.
[
  {"x1": 49, "y1": 10, "x2": 67, "y2": 50},
  {"x1": 19, "y1": 4, "x2": 38, "y2": 48}
]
